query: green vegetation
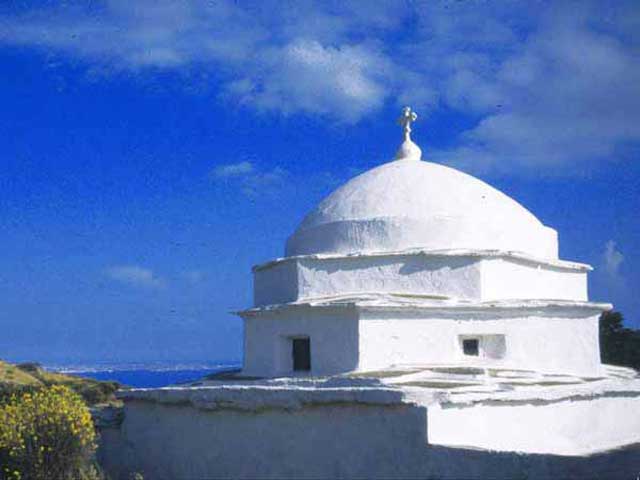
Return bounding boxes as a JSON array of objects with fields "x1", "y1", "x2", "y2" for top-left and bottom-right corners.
[
  {"x1": 0, "y1": 364, "x2": 41, "y2": 389},
  {"x1": 0, "y1": 361, "x2": 119, "y2": 406},
  {"x1": 0, "y1": 362, "x2": 121, "y2": 479},
  {"x1": 0, "y1": 385, "x2": 101, "y2": 480},
  {"x1": 600, "y1": 311, "x2": 640, "y2": 371}
]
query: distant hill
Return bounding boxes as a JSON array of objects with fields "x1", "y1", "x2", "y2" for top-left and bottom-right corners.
[{"x1": 0, "y1": 360, "x2": 120, "y2": 406}]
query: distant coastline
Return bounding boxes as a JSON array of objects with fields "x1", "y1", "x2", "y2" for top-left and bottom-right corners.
[{"x1": 45, "y1": 362, "x2": 241, "y2": 388}]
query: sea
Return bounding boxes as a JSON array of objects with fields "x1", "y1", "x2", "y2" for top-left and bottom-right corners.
[{"x1": 46, "y1": 362, "x2": 242, "y2": 388}]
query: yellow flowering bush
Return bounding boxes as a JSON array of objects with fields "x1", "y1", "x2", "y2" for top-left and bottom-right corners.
[{"x1": 0, "y1": 385, "x2": 98, "y2": 480}]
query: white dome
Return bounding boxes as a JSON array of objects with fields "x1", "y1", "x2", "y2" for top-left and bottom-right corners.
[{"x1": 286, "y1": 158, "x2": 558, "y2": 259}]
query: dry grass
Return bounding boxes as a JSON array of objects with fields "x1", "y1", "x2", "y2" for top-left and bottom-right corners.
[
  {"x1": 0, "y1": 361, "x2": 42, "y2": 387},
  {"x1": 0, "y1": 361, "x2": 120, "y2": 406}
]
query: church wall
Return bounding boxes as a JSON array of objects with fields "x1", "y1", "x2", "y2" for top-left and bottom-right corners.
[
  {"x1": 480, "y1": 258, "x2": 587, "y2": 301},
  {"x1": 296, "y1": 255, "x2": 482, "y2": 302},
  {"x1": 99, "y1": 396, "x2": 640, "y2": 479},
  {"x1": 242, "y1": 308, "x2": 358, "y2": 377},
  {"x1": 98, "y1": 401, "x2": 426, "y2": 480},
  {"x1": 357, "y1": 310, "x2": 602, "y2": 376},
  {"x1": 252, "y1": 253, "x2": 588, "y2": 307},
  {"x1": 428, "y1": 394, "x2": 640, "y2": 456},
  {"x1": 253, "y1": 260, "x2": 299, "y2": 306}
]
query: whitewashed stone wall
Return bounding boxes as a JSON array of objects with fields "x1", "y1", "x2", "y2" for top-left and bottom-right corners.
[
  {"x1": 429, "y1": 394, "x2": 640, "y2": 456},
  {"x1": 480, "y1": 257, "x2": 587, "y2": 301},
  {"x1": 242, "y1": 308, "x2": 359, "y2": 377},
  {"x1": 99, "y1": 394, "x2": 640, "y2": 479},
  {"x1": 358, "y1": 310, "x2": 602, "y2": 376},
  {"x1": 252, "y1": 252, "x2": 588, "y2": 307},
  {"x1": 242, "y1": 305, "x2": 602, "y2": 378}
]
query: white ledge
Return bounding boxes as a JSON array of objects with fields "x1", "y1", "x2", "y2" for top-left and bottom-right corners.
[
  {"x1": 252, "y1": 248, "x2": 592, "y2": 273},
  {"x1": 237, "y1": 294, "x2": 612, "y2": 317},
  {"x1": 118, "y1": 383, "x2": 415, "y2": 412},
  {"x1": 117, "y1": 367, "x2": 640, "y2": 412}
]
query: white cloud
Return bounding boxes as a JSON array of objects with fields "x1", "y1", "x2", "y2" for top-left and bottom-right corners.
[
  {"x1": 211, "y1": 161, "x2": 254, "y2": 178},
  {"x1": 419, "y1": 3, "x2": 640, "y2": 174},
  {"x1": 226, "y1": 39, "x2": 390, "y2": 123},
  {"x1": 0, "y1": 0, "x2": 264, "y2": 69},
  {"x1": 1, "y1": 1, "x2": 639, "y2": 171},
  {"x1": 0, "y1": 1, "x2": 391, "y2": 123},
  {"x1": 603, "y1": 240, "x2": 624, "y2": 277},
  {"x1": 210, "y1": 161, "x2": 288, "y2": 197},
  {"x1": 105, "y1": 265, "x2": 164, "y2": 289}
]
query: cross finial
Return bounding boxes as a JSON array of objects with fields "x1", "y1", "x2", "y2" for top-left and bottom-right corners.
[
  {"x1": 394, "y1": 106, "x2": 422, "y2": 161},
  {"x1": 397, "y1": 106, "x2": 418, "y2": 142}
]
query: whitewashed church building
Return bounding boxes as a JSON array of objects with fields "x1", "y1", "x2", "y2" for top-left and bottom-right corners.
[
  {"x1": 101, "y1": 109, "x2": 640, "y2": 480},
  {"x1": 242, "y1": 106, "x2": 602, "y2": 379}
]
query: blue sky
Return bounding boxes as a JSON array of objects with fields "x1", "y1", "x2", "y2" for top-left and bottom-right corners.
[{"x1": 0, "y1": 0, "x2": 638, "y2": 366}]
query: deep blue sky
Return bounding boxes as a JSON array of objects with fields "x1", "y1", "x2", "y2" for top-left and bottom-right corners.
[{"x1": 0, "y1": 1, "x2": 638, "y2": 366}]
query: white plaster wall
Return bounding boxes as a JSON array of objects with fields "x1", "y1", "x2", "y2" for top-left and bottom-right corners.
[
  {"x1": 101, "y1": 402, "x2": 429, "y2": 480},
  {"x1": 481, "y1": 258, "x2": 587, "y2": 301},
  {"x1": 253, "y1": 254, "x2": 587, "y2": 307},
  {"x1": 253, "y1": 260, "x2": 298, "y2": 306},
  {"x1": 296, "y1": 255, "x2": 482, "y2": 302},
  {"x1": 242, "y1": 309, "x2": 358, "y2": 377},
  {"x1": 99, "y1": 396, "x2": 640, "y2": 479},
  {"x1": 428, "y1": 395, "x2": 640, "y2": 456},
  {"x1": 358, "y1": 311, "x2": 602, "y2": 376}
]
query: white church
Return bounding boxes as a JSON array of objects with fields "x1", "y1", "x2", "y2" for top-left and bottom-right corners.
[
  {"x1": 101, "y1": 108, "x2": 640, "y2": 480},
  {"x1": 242, "y1": 106, "x2": 602, "y2": 379}
]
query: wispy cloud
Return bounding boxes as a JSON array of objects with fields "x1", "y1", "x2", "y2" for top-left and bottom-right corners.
[
  {"x1": 211, "y1": 161, "x2": 288, "y2": 197},
  {"x1": 426, "y1": 4, "x2": 640, "y2": 175},
  {"x1": 603, "y1": 240, "x2": 624, "y2": 278},
  {"x1": 211, "y1": 161, "x2": 254, "y2": 178},
  {"x1": 1, "y1": 1, "x2": 638, "y2": 171},
  {"x1": 105, "y1": 265, "x2": 165, "y2": 289},
  {"x1": 239, "y1": 167, "x2": 288, "y2": 197},
  {"x1": 0, "y1": 1, "x2": 391, "y2": 123},
  {"x1": 224, "y1": 39, "x2": 391, "y2": 122}
]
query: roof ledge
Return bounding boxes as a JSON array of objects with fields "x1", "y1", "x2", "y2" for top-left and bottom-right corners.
[{"x1": 253, "y1": 248, "x2": 592, "y2": 273}]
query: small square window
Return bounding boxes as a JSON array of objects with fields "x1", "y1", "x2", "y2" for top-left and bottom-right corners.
[
  {"x1": 292, "y1": 338, "x2": 311, "y2": 371},
  {"x1": 462, "y1": 338, "x2": 479, "y2": 356}
]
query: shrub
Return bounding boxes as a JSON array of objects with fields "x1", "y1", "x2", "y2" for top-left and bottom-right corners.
[
  {"x1": 600, "y1": 311, "x2": 640, "y2": 371},
  {"x1": 0, "y1": 385, "x2": 98, "y2": 480}
]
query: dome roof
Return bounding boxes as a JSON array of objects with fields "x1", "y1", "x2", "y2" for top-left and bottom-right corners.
[{"x1": 286, "y1": 158, "x2": 558, "y2": 259}]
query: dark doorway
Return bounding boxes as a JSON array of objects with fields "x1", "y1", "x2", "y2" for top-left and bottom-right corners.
[
  {"x1": 463, "y1": 338, "x2": 479, "y2": 356},
  {"x1": 292, "y1": 337, "x2": 311, "y2": 371}
]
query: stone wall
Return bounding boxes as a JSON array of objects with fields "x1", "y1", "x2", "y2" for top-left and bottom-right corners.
[{"x1": 98, "y1": 394, "x2": 640, "y2": 479}]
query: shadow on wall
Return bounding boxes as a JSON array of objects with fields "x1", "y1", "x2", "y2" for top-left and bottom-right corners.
[{"x1": 98, "y1": 401, "x2": 640, "y2": 480}]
